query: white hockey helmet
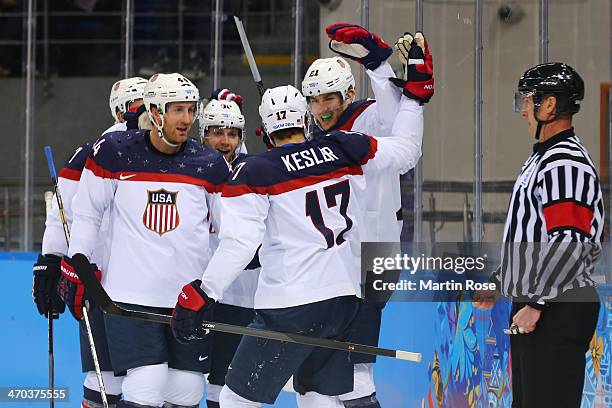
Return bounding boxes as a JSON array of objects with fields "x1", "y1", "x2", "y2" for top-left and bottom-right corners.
[
  {"x1": 301, "y1": 57, "x2": 355, "y2": 101},
  {"x1": 109, "y1": 76, "x2": 148, "y2": 123},
  {"x1": 144, "y1": 73, "x2": 199, "y2": 124},
  {"x1": 144, "y1": 73, "x2": 200, "y2": 147},
  {"x1": 259, "y1": 85, "x2": 308, "y2": 135},
  {"x1": 199, "y1": 99, "x2": 245, "y2": 142},
  {"x1": 201, "y1": 99, "x2": 245, "y2": 132}
]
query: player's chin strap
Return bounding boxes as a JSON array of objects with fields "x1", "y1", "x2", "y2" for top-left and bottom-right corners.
[
  {"x1": 305, "y1": 112, "x2": 317, "y2": 140},
  {"x1": 161, "y1": 135, "x2": 181, "y2": 148},
  {"x1": 267, "y1": 133, "x2": 277, "y2": 147},
  {"x1": 153, "y1": 117, "x2": 181, "y2": 148},
  {"x1": 228, "y1": 141, "x2": 244, "y2": 165}
]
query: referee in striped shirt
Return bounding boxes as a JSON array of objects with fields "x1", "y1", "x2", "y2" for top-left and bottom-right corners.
[{"x1": 475, "y1": 62, "x2": 603, "y2": 407}]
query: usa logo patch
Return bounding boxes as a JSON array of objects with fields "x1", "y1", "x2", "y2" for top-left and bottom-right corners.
[{"x1": 143, "y1": 189, "x2": 180, "y2": 236}]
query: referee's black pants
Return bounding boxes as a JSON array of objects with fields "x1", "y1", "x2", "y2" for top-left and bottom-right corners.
[{"x1": 510, "y1": 286, "x2": 600, "y2": 408}]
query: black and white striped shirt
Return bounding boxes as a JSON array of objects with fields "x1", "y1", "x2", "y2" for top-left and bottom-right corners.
[{"x1": 496, "y1": 128, "x2": 604, "y2": 302}]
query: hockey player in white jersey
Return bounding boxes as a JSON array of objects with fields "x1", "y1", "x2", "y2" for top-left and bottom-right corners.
[
  {"x1": 62, "y1": 73, "x2": 229, "y2": 408},
  {"x1": 300, "y1": 26, "x2": 434, "y2": 407},
  {"x1": 200, "y1": 92, "x2": 246, "y2": 165},
  {"x1": 169, "y1": 83, "x2": 423, "y2": 407},
  {"x1": 106, "y1": 76, "x2": 149, "y2": 133},
  {"x1": 33, "y1": 76, "x2": 146, "y2": 408},
  {"x1": 199, "y1": 91, "x2": 260, "y2": 408},
  {"x1": 303, "y1": 26, "x2": 433, "y2": 241}
]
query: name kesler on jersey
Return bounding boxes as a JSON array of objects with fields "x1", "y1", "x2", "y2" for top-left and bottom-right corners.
[
  {"x1": 281, "y1": 146, "x2": 339, "y2": 172},
  {"x1": 143, "y1": 189, "x2": 180, "y2": 236},
  {"x1": 223, "y1": 130, "x2": 377, "y2": 197}
]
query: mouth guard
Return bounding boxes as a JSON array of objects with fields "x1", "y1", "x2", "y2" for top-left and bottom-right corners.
[{"x1": 321, "y1": 114, "x2": 333, "y2": 120}]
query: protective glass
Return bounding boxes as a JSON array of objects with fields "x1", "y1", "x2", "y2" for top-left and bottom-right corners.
[{"x1": 513, "y1": 91, "x2": 534, "y2": 113}]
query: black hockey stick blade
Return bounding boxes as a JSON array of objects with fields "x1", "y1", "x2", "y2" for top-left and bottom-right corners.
[{"x1": 72, "y1": 253, "x2": 421, "y2": 362}]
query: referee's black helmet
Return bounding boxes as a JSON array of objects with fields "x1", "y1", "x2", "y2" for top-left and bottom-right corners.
[{"x1": 518, "y1": 62, "x2": 584, "y2": 115}]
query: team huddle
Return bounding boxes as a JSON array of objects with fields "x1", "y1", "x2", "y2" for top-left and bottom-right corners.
[{"x1": 32, "y1": 24, "x2": 433, "y2": 408}]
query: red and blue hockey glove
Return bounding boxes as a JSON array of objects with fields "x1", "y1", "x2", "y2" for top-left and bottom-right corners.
[
  {"x1": 389, "y1": 32, "x2": 434, "y2": 104},
  {"x1": 326, "y1": 23, "x2": 392, "y2": 71},
  {"x1": 171, "y1": 279, "x2": 215, "y2": 344},
  {"x1": 124, "y1": 104, "x2": 147, "y2": 130},
  {"x1": 32, "y1": 254, "x2": 66, "y2": 317},
  {"x1": 56, "y1": 256, "x2": 101, "y2": 320}
]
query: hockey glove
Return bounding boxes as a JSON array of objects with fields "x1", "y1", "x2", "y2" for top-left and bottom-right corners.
[
  {"x1": 171, "y1": 279, "x2": 215, "y2": 344},
  {"x1": 124, "y1": 104, "x2": 147, "y2": 130},
  {"x1": 57, "y1": 256, "x2": 101, "y2": 321},
  {"x1": 326, "y1": 23, "x2": 392, "y2": 71},
  {"x1": 32, "y1": 254, "x2": 66, "y2": 317},
  {"x1": 389, "y1": 32, "x2": 434, "y2": 104},
  {"x1": 211, "y1": 88, "x2": 244, "y2": 111}
]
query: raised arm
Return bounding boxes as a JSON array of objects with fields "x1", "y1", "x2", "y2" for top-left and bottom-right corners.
[
  {"x1": 364, "y1": 95, "x2": 424, "y2": 175},
  {"x1": 363, "y1": 61, "x2": 402, "y2": 135}
]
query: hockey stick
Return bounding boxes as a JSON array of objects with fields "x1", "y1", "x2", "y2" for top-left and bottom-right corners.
[
  {"x1": 231, "y1": 0, "x2": 264, "y2": 98},
  {"x1": 71, "y1": 253, "x2": 422, "y2": 363},
  {"x1": 43, "y1": 146, "x2": 109, "y2": 408},
  {"x1": 43, "y1": 191, "x2": 55, "y2": 408},
  {"x1": 231, "y1": 6, "x2": 274, "y2": 148},
  {"x1": 233, "y1": 15, "x2": 264, "y2": 97}
]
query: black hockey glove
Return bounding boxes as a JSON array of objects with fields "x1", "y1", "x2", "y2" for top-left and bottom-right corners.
[
  {"x1": 32, "y1": 254, "x2": 66, "y2": 317},
  {"x1": 171, "y1": 279, "x2": 215, "y2": 344},
  {"x1": 57, "y1": 256, "x2": 101, "y2": 321}
]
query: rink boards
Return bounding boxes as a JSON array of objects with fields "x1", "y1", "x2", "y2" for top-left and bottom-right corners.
[{"x1": 1, "y1": 253, "x2": 610, "y2": 407}]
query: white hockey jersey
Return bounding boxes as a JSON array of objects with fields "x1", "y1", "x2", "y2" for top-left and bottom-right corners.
[
  {"x1": 42, "y1": 122, "x2": 127, "y2": 272},
  {"x1": 68, "y1": 129, "x2": 229, "y2": 308},
  {"x1": 311, "y1": 62, "x2": 420, "y2": 242},
  {"x1": 209, "y1": 153, "x2": 260, "y2": 309},
  {"x1": 201, "y1": 96, "x2": 423, "y2": 309},
  {"x1": 208, "y1": 232, "x2": 260, "y2": 309}
]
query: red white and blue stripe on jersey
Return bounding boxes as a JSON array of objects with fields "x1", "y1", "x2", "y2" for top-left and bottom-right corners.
[
  {"x1": 83, "y1": 129, "x2": 229, "y2": 192},
  {"x1": 58, "y1": 142, "x2": 93, "y2": 181},
  {"x1": 223, "y1": 130, "x2": 377, "y2": 197}
]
